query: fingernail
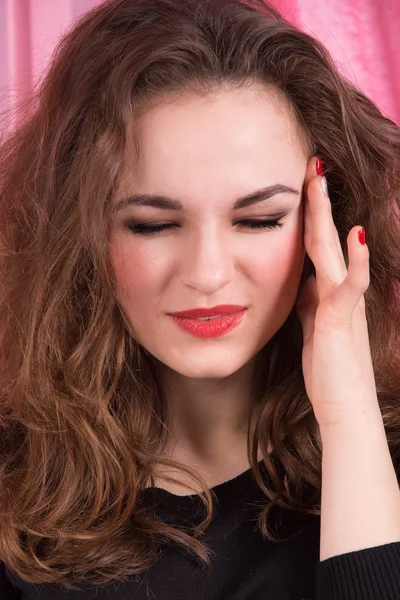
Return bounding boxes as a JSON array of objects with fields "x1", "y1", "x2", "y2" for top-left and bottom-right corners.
[
  {"x1": 358, "y1": 227, "x2": 366, "y2": 245},
  {"x1": 316, "y1": 157, "x2": 324, "y2": 176}
]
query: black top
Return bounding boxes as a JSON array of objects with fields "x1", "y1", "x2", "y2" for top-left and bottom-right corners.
[{"x1": 1, "y1": 460, "x2": 400, "y2": 599}]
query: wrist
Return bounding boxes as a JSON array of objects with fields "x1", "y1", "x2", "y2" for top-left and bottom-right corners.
[{"x1": 318, "y1": 404, "x2": 385, "y2": 442}]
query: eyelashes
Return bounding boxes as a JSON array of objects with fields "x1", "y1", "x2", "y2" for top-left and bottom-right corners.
[{"x1": 124, "y1": 218, "x2": 286, "y2": 236}]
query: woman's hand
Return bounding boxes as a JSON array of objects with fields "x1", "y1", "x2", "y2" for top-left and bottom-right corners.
[
  {"x1": 295, "y1": 156, "x2": 380, "y2": 429},
  {"x1": 296, "y1": 157, "x2": 400, "y2": 564}
]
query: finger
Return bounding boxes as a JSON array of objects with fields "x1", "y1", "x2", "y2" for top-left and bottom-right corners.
[
  {"x1": 323, "y1": 226, "x2": 370, "y2": 331},
  {"x1": 305, "y1": 160, "x2": 348, "y2": 303},
  {"x1": 307, "y1": 172, "x2": 347, "y2": 278},
  {"x1": 302, "y1": 181, "x2": 343, "y2": 264},
  {"x1": 303, "y1": 158, "x2": 344, "y2": 262}
]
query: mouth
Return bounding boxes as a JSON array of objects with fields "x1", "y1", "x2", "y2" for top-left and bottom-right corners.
[
  {"x1": 169, "y1": 304, "x2": 247, "y2": 320},
  {"x1": 169, "y1": 308, "x2": 247, "y2": 338}
]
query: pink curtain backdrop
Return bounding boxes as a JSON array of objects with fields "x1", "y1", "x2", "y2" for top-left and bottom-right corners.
[{"x1": 0, "y1": 0, "x2": 399, "y2": 130}]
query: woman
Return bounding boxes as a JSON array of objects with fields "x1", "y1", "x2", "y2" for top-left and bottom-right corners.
[{"x1": 0, "y1": 0, "x2": 400, "y2": 598}]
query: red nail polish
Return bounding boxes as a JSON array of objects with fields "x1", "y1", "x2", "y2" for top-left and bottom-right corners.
[
  {"x1": 316, "y1": 157, "x2": 324, "y2": 176},
  {"x1": 358, "y1": 227, "x2": 365, "y2": 245}
]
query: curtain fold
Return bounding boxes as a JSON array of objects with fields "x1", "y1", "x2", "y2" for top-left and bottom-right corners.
[{"x1": 1, "y1": 0, "x2": 399, "y2": 130}]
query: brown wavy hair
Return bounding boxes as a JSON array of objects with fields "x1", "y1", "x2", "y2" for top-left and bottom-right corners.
[{"x1": 1, "y1": 0, "x2": 400, "y2": 590}]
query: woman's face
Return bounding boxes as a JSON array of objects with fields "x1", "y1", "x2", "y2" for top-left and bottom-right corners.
[{"x1": 108, "y1": 86, "x2": 309, "y2": 379}]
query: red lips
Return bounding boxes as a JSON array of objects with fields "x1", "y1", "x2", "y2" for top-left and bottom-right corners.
[{"x1": 170, "y1": 304, "x2": 246, "y2": 319}]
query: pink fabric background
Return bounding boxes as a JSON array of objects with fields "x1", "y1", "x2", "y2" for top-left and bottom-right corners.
[{"x1": 0, "y1": 0, "x2": 399, "y2": 130}]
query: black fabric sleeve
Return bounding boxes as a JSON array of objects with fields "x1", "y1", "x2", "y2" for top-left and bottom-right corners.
[
  {"x1": 315, "y1": 541, "x2": 400, "y2": 600},
  {"x1": 0, "y1": 561, "x2": 21, "y2": 599}
]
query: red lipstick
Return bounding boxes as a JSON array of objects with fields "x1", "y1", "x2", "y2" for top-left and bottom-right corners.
[
  {"x1": 168, "y1": 305, "x2": 247, "y2": 338},
  {"x1": 170, "y1": 305, "x2": 246, "y2": 319}
]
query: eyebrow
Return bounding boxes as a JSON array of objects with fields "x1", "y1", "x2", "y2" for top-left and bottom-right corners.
[{"x1": 113, "y1": 183, "x2": 300, "y2": 213}]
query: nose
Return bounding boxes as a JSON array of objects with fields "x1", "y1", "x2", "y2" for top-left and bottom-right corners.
[{"x1": 180, "y1": 224, "x2": 235, "y2": 295}]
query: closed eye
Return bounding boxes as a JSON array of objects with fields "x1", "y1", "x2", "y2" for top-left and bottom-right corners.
[{"x1": 125, "y1": 218, "x2": 286, "y2": 235}]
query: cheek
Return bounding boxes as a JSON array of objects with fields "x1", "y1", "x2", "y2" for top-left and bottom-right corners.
[
  {"x1": 246, "y1": 231, "x2": 305, "y2": 344},
  {"x1": 108, "y1": 240, "x2": 167, "y2": 315},
  {"x1": 248, "y1": 228, "x2": 304, "y2": 289}
]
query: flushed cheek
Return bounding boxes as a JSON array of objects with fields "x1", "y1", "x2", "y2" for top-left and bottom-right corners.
[
  {"x1": 108, "y1": 241, "x2": 166, "y2": 327},
  {"x1": 249, "y1": 228, "x2": 303, "y2": 280},
  {"x1": 246, "y1": 235, "x2": 305, "y2": 340}
]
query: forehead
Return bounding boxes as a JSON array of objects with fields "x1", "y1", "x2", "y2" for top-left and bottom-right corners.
[{"x1": 117, "y1": 86, "x2": 309, "y2": 205}]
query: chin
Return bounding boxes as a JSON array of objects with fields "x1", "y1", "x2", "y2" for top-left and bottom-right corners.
[
  {"x1": 158, "y1": 353, "x2": 251, "y2": 380},
  {"x1": 181, "y1": 367, "x2": 241, "y2": 380}
]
